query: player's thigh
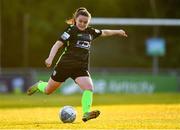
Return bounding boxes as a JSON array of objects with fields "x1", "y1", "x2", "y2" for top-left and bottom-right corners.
[
  {"x1": 75, "y1": 76, "x2": 94, "y2": 91},
  {"x1": 45, "y1": 77, "x2": 63, "y2": 94}
]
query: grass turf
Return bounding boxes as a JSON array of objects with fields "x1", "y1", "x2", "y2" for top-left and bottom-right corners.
[{"x1": 0, "y1": 93, "x2": 180, "y2": 129}]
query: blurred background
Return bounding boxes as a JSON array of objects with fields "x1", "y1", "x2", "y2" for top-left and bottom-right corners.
[{"x1": 0, "y1": 0, "x2": 180, "y2": 94}]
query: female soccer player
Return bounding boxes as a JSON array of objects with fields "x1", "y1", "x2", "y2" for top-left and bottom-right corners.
[{"x1": 27, "y1": 7, "x2": 127, "y2": 122}]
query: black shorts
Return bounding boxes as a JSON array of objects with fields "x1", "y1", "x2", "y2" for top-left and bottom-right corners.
[{"x1": 51, "y1": 67, "x2": 90, "y2": 82}]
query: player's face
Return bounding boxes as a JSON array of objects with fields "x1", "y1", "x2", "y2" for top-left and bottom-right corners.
[{"x1": 75, "y1": 15, "x2": 90, "y2": 31}]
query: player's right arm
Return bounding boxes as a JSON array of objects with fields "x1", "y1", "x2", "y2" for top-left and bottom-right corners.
[
  {"x1": 45, "y1": 40, "x2": 64, "y2": 68},
  {"x1": 45, "y1": 25, "x2": 73, "y2": 68}
]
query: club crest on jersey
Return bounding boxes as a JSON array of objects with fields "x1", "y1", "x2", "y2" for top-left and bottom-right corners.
[
  {"x1": 53, "y1": 70, "x2": 57, "y2": 76},
  {"x1": 61, "y1": 32, "x2": 70, "y2": 40}
]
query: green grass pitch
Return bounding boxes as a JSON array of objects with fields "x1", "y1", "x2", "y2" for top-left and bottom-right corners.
[{"x1": 0, "y1": 93, "x2": 180, "y2": 129}]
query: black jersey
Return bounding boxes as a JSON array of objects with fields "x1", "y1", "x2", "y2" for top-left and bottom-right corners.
[{"x1": 56, "y1": 25, "x2": 102, "y2": 70}]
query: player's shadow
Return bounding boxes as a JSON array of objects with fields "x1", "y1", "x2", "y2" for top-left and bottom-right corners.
[{"x1": 7, "y1": 121, "x2": 81, "y2": 126}]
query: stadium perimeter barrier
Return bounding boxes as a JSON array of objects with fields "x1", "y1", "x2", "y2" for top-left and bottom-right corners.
[
  {"x1": 0, "y1": 68, "x2": 179, "y2": 94},
  {"x1": 36, "y1": 68, "x2": 179, "y2": 94},
  {"x1": 0, "y1": 69, "x2": 35, "y2": 93}
]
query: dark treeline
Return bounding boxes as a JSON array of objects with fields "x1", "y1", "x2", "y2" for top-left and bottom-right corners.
[{"x1": 0, "y1": 0, "x2": 180, "y2": 68}]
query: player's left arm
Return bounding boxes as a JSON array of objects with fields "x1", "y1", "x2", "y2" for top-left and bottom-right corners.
[{"x1": 101, "y1": 29, "x2": 128, "y2": 37}]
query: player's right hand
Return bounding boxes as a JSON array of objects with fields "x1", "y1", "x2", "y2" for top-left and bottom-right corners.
[{"x1": 45, "y1": 58, "x2": 52, "y2": 68}]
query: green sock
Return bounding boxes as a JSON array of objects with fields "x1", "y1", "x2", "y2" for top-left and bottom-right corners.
[
  {"x1": 37, "y1": 81, "x2": 48, "y2": 93},
  {"x1": 81, "y1": 90, "x2": 93, "y2": 114}
]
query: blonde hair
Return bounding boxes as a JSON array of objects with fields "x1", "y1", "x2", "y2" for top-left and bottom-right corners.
[{"x1": 66, "y1": 7, "x2": 91, "y2": 25}]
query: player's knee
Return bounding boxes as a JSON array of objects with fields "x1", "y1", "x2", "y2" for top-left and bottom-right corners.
[{"x1": 85, "y1": 86, "x2": 94, "y2": 92}]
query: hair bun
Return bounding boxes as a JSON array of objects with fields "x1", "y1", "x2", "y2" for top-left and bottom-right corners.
[{"x1": 77, "y1": 7, "x2": 87, "y2": 12}]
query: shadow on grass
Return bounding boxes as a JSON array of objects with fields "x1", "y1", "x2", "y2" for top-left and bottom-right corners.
[{"x1": 2, "y1": 120, "x2": 82, "y2": 127}]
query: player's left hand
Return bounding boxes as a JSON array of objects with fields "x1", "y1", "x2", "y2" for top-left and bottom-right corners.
[{"x1": 119, "y1": 30, "x2": 128, "y2": 37}]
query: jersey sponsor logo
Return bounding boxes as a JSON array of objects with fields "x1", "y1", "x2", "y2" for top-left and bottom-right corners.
[
  {"x1": 76, "y1": 40, "x2": 90, "y2": 50},
  {"x1": 61, "y1": 32, "x2": 70, "y2": 40}
]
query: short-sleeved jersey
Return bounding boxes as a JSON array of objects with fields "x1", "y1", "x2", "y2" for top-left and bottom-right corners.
[{"x1": 56, "y1": 25, "x2": 102, "y2": 70}]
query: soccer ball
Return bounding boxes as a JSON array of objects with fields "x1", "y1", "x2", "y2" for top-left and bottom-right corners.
[{"x1": 59, "y1": 106, "x2": 77, "y2": 123}]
